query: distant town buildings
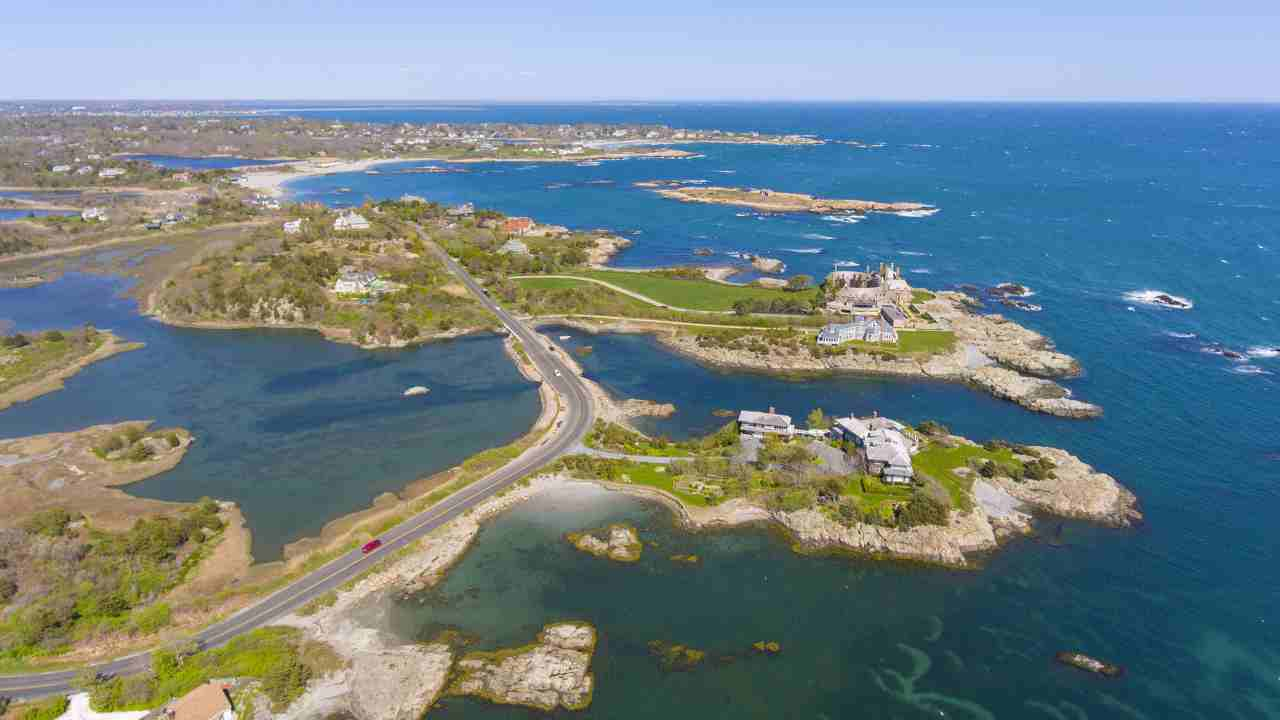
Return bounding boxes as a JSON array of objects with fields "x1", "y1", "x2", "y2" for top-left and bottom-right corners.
[
  {"x1": 447, "y1": 202, "x2": 474, "y2": 217},
  {"x1": 50, "y1": 164, "x2": 71, "y2": 174},
  {"x1": 80, "y1": 207, "x2": 107, "y2": 222},
  {"x1": 98, "y1": 168, "x2": 127, "y2": 178},
  {"x1": 399, "y1": 194, "x2": 427, "y2": 204},
  {"x1": 333, "y1": 211, "x2": 370, "y2": 232}
]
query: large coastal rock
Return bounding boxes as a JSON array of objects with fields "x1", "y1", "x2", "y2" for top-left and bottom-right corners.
[
  {"x1": 567, "y1": 524, "x2": 643, "y2": 562},
  {"x1": 994, "y1": 447, "x2": 1142, "y2": 526},
  {"x1": 349, "y1": 644, "x2": 454, "y2": 720},
  {"x1": 449, "y1": 622, "x2": 597, "y2": 711},
  {"x1": 776, "y1": 507, "x2": 999, "y2": 567},
  {"x1": 967, "y1": 366, "x2": 1102, "y2": 418},
  {"x1": 923, "y1": 296, "x2": 1080, "y2": 378},
  {"x1": 751, "y1": 255, "x2": 785, "y2": 274},
  {"x1": 618, "y1": 398, "x2": 676, "y2": 418}
]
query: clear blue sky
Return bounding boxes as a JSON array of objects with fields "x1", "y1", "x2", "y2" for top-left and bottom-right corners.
[{"x1": 5, "y1": 1, "x2": 1277, "y2": 101}]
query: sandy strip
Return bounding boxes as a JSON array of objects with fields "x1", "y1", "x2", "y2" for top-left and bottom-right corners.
[{"x1": 0, "y1": 332, "x2": 143, "y2": 412}]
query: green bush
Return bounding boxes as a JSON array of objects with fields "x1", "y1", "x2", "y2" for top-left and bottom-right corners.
[
  {"x1": 916, "y1": 420, "x2": 949, "y2": 436},
  {"x1": 18, "y1": 695, "x2": 69, "y2": 720},
  {"x1": 897, "y1": 492, "x2": 949, "y2": 529},
  {"x1": 98, "y1": 434, "x2": 126, "y2": 454},
  {"x1": 165, "y1": 432, "x2": 181, "y2": 448},
  {"x1": 131, "y1": 603, "x2": 172, "y2": 634},
  {"x1": 122, "y1": 426, "x2": 145, "y2": 445},
  {"x1": 22, "y1": 508, "x2": 74, "y2": 537},
  {"x1": 127, "y1": 442, "x2": 155, "y2": 462},
  {"x1": 41, "y1": 330, "x2": 65, "y2": 343}
]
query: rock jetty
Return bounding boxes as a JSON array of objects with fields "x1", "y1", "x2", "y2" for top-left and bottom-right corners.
[
  {"x1": 449, "y1": 622, "x2": 597, "y2": 711},
  {"x1": 567, "y1": 524, "x2": 643, "y2": 562}
]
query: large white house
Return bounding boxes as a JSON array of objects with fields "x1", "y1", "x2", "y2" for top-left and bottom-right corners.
[
  {"x1": 830, "y1": 415, "x2": 915, "y2": 484},
  {"x1": 738, "y1": 409, "x2": 795, "y2": 438},
  {"x1": 333, "y1": 211, "x2": 370, "y2": 232},
  {"x1": 282, "y1": 219, "x2": 303, "y2": 235},
  {"x1": 334, "y1": 270, "x2": 377, "y2": 295}
]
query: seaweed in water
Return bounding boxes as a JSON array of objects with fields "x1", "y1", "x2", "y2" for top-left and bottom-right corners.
[{"x1": 870, "y1": 643, "x2": 996, "y2": 720}]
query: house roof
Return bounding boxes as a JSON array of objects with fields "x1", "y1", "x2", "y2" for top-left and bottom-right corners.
[
  {"x1": 168, "y1": 682, "x2": 230, "y2": 720},
  {"x1": 738, "y1": 410, "x2": 792, "y2": 428},
  {"x1": 834, "y1": 417, "x2": 868, "y2": 438}
]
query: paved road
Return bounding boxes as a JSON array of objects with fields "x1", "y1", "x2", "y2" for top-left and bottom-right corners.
[{"x1": 0, "y1": 231, "x2": 595, "y2": 701}]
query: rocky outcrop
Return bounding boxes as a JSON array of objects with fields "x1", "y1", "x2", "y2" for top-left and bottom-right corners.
[
  {"x1": 993, "y1": 447, "x2": 1142, "y2": 527},
  {"x1": 617, "y1": 398, "x2": 676, "y2": 418},
  {"x1": 567, "y1": 524, "x2": 643, "y2": 562},
  {"x1": 750, "y1": 255, "x2": 785, "y2": 274},
  {"x1": 588, "y1": 235, "x2": 632, "y2": 266},
  {"x1": 776, "y1": 507, "x2": 999, "y2": 568},
  {"x1": 449, "y1": 622, "x2": 597, "y2": 711},
  {"x1": 923, "y1": 294, "x2": 1080, "y2": 378},
  {"x1": 967, "y1": 366, "x2": 1102, "y2": 418},
  {"x1": 349, "y1": 644, "x2": 454, "y2": 720}
]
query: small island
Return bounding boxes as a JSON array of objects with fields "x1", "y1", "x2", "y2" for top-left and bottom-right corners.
[
  {"x1": 566, "y1": 523, "x2": 643, "y2": 562},
  {"x1": 0, "y1": 326, "x2": 142, "y2": 412},
  {"x1": 646, "y1": 184, "x2": 936, "y2": 218}
]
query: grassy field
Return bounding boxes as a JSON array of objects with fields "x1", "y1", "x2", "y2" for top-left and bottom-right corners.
[
  {"x1": 831, "y1": 329, "x2": 957, "y2": 357},
  {"x1": 614, "y1": 461, "x2": 717, "y2": 507},
  {"x1": 568, "y1": 269, "x2": 802, "y2": 311},
  {"x1": 911, "y1": 289, "x2": 937, "y2": 304},
  {"x1": 910, "y1": 443, "x2": 1022, "y2": 510},
  {"x1": 0, "y1": 332, "x2": 103, "y2": 395},
  {"x1": 512, "y1": 277, "x2": 824, "y2": 328}
]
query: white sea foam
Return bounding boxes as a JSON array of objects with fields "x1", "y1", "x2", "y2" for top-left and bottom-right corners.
[
  {"x1": 803, "y1": 233, "x2": 836, "y2": 240},
  {"x1": 1231, "y1": 365, "x2": 1272, "y2": 375},
  {"x1": 882, "y1": 208, "x2": 940, "y2": 218},
  {"x1": 1124, "y1": 290, "x2": 1194, "y2": 310},
  {"x1": 833, "y1": 261, "x2": 860, "y2": 267},
  {"x1": 910, "y1": 268, "x2": 933, "y2": 274},
  {"x1": 1247, "y1": 346, "x2": 1280, "y2": 359},
  {"x1": 1164, "y1": 331, "x2": 1197, "y2": 339},
  {"x1": 783, "y1": 248, "x2": 823, "y2": 254},
  {"x1": 822, "y1": 214, "x2": 864, "y2": 224},
  {"x1": 717, "y1": 170, "x2": 736, "y2": 174},
  {"x1": 899, "y1": 250, "x2": 930, "y2": 257}
]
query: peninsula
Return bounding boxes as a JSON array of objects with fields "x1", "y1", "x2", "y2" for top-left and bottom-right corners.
[
  {"x1": 645, "y1": 184, "x2": 936, "y2": 217},
  {"x1": 558, "y1": 410, "x2": 1140, "y2": 568},
  {"x1": 0, "y1": 326, "x2": 142, "y2": 412}
]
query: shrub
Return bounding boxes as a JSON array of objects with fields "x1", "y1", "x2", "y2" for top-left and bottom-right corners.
[
  {"x1": 896, "y1": 492, "x2": 949, "y2": 529},
  {"x1": 18, "y1": 695, "x2": 69, "y2": 720},
  {"x1": 916, "y1": 420, "x2": 949, "y2": 436},
  {"x1": 22, "y1": 508, "x2": 74, "y2": 537},
  {"x1": 166, "y1": 432, "x2": 181, "y2": 448},
  {"x1": 41, "y1": 330, "x2": 65, "y2": 342},
  {"x1": 98, "y1": 434, "x2": 126, "y2": 454},
  {"x1": 122, "y1": 425, "x2": 145, "y2": 445},
  {"x1": 978, "y1": 460, "x2": 997, "y2": 478},
  {"x1": 0, "y1": 575, "x2": 17, "y2": 603},
  {"x1": 131, "y1": 603, "x2": 172, "y2": 635},
  {"x1": 127, "y1": 442, "x2": 155, "y2": 462}
]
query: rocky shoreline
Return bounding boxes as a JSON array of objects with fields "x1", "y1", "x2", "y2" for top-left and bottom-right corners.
[
  {"x1": 587, "y1": 433, "x2": 1139, "y2": 569},
  {"x1": 535, "y1": 295, "x2": 1102, "y2": 418},
  {"x1": 567, "y1": 523, "x2": 643, "y2": 562},
  {"x1": 650, "y1": 185, "x2": 933, "y2": 216}
]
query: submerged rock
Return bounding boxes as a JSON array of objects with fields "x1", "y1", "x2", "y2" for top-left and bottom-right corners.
[
  {"x1": 669, "y1": 553, "x2": 700, "y2": 564},
  {"x1": 648, "y1": 640, "x2": 707, "y2": 671},
  {"x1": 751, "y1": 640, "x2": 782, "y2": 655},
  {"x1": 1056, "y1": 651, "x2": 1124, "y2": 677},
  {"x1": 567, "y1": 524, "x2": 643, "y2": 562},
  {"x1": 449, "y1": 622, "x2": 597, "y2": 711},
  {"x1": 403, "y1": 386, "x2": 429, "y2": 397}
]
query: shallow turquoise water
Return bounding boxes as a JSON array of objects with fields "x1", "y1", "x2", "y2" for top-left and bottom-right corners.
[{"x1": 0, "y1": 273, "x2": 541, "y2": 560}]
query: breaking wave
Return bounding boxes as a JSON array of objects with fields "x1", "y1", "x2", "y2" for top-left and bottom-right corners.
[
  {"x1": 1247, "y1": 346, "x2": 1280, "y2": 359},
  {"x1": 822, "y1": 214, "x2": 864, "y2": 224},
  {"x1": 782, "y1": 248, "x2": 823, "y2": 254},
  {"x1": 1124, "y1": 290, "x2": 1194, "y2": 310},
  {"x1": 803, "y1": 233, "x2": 836, "y2": 240}
]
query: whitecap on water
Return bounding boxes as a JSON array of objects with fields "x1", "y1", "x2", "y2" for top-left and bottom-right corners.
[
  {"x1": 882, "y1": 208, "x2": 940, "y2": 218},
  {"x1": 782, "y1": 248, "x2": 823, "y2": 254},
  {"x1": 1124, "y1": 290, "x2": 1194, "y2": 310},
  {"x1": 910, "y1": 268, "x2": 933, "y2": 274},
  {"x1": 1164, "y1": 331, "x2": 1197, "y2": 339},
  {"x1": 899, "y1": 250, "x2": 931, "y2": 256},
  {"x1": 1231, "y1": 365, "x2": 1272, "y2": 375},
  {"x1": 1247, "y1": 346, "x2": 1280, "y2": 359},
  {"x1": 803, "y1": 233, "x2": 836, "y2": 240},
  {"x1": 823, "y1": 214, "x2": 864, "y2": 224}
]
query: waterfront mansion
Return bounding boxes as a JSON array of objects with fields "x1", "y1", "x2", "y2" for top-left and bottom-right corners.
[{"x1": 737, "y1": 408, "x2": 917, "y2": 485}]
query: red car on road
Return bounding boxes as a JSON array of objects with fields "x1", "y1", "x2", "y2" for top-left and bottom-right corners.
[{"x1": 361, "y1": 538, "x2": 383, "y2": 554}]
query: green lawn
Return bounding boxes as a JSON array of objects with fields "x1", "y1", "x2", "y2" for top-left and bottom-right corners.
[
  {"x1": 895, "y1": 330, "x2": 956, "y2": 355},
  {"x1": 512, "y1": 277, "x2": 823, "y2": 329},
  {"x1": 910, "y1": 443, "x2": 1021, "y2": 510},
  {"x1": 614, "y1": 462, "x2": 717, "y2": 507},
  {"x1": 568, "y1": 270, "x2": 801, "y2": 311},
  {"x1": 911, "y1": 289, "x2": 937, "y2": 304},
  {"x1": 841, "y1": 474, "x2": 914, "y2": 521}
]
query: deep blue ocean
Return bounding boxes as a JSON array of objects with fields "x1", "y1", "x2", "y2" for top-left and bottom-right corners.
[{"x1": 4, "y1": 103, "x2": 1279, "y2": 716}]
